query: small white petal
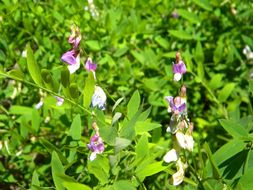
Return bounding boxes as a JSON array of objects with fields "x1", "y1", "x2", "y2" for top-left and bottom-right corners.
[
  {"x1": 89, "y1": 152, "x2": 97, "y2": 161},
  {"x1": 172, "y1": 170, "x2": 184, "y2": 186},
  {"x1": 174, "y1": 73, "x2": 182, "y2": 81},
  {"x1": 35, "y1": 101, "x2": 44, "y2": 109},
  {"x1": 166, "y1": 126, "x2": 171, "y2": 133},
  {"x1": 175, "y1": 132, "x2": 186, "y2": 149},
  {"x1": 163, "y1": 149, "x2": 178, "y2": 163},
  {"x1": 185, "y1": 134, "x2": 194, "y2": 152},
  {"x1": 68, "y1": 55, "x2": 80, "y2": 74}
]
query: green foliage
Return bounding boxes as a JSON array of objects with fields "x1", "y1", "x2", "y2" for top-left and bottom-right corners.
[{"x1": 0, "y1": 0, "x2": 253, "y2": 189}]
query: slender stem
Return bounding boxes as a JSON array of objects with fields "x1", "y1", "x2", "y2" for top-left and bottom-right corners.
[{"x1": 0, "y1": 72, "x2": 108, "y2": 126}]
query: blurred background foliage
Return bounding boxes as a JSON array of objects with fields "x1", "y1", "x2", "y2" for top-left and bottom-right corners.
[{"x1": 0, "y1": 0, "x2": 253, "y2": 189}]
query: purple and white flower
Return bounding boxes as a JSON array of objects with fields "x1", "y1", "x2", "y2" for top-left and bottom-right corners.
[
  {"x1": 173, "y1": 60, "x2": 186, "y2": 81},
  {"x1": 61, "y1": 50, "x2": 80, "y2": 74},
  {"x1": 165, "y1": 96, "x2": 186, "y2": 114},
  {"x1": 87, "y1": 133, "x2": 105, "y2": 161},
  {"x1": 163, "y1": 148, "x2": 178, "y2": 163},
  {"x1": 55, "y1": 96, "x2": 64, "y2": 106}
]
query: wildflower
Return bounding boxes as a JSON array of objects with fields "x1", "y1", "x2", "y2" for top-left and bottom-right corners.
[
  {"x1": 163, "y1": 149, "x2": 178, "y2": 163},
  {"x1": 171, "y1": 11, "x2": 179, "y2": 18},
  {"x1": 172, "y1": 52, "x2": 186, "y2": 81},
  {"x1": 91, "y1": 86, "x2": 106, "y2": 110},
  {"x1": 165, "y1": 96, "x2": 186, "y2": 115},
  {"x1": 87, "y1": 126, "x2": 105, "y2": 161},
  {"x1": 243, "y1": 45, "x2": 253, "y2": 60},
  {"x1": 85, "y1": 0, "x2": 99, "y2": 18},
  {"x1": 68, "y1": 25, "x2": 81, "y2": 49},
  {"x1": 175, "y1": 130, "x2": 194, "y2": 152},
  {"x1": 85, "y1": 57, "x2": 97, "y2": 72},
  {"x1": 35, "y1": 100, "x2": 43, "y2": 109},
  {"x1": 61, "y1": 50, "x2": 80, "y2": 74},
  {"x1": 55, "y1": 96, "x2": 64, "y2": 106}
]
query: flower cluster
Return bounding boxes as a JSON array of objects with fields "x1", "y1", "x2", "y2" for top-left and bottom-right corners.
[
  {"x1": 87, "y1": 122, "x2": 105, "y2": 161},
  {"x1": 163, "y1": 52, "x2": 194, "y2": 186},
  {"x1": 61, "y1": 25, "x2": 81, "y2": 74},
  {"x1": 61, "y1": 26, "x2": 107, "y2": 160}
]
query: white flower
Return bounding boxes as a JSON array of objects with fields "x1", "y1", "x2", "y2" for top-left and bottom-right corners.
[
  {"x1": 89, "y1": 152, "x2": 97, "y2": 161},
  {"x1": 35, "y1": 101, "x2": 43, "y2": 109},
  {"x1": 175, "y1": 131, "x2": 194, "y2": 152},
  {"x1": 172, "y1": 160, "x2": 185, "y2": 186},
  {"x1": 243, "y1": 45, "x2": 253, "y2": 60},
  {"x1": 91, "y1": 86, "x2": 106, "y2": 110},
  {"x1": 163, "y1": 149, "x2": 178, "y2": 163}
]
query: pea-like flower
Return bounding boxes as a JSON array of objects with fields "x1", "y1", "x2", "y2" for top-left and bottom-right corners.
[
  {"x1": 171, "y1": 160, "x2": 186, "y2": 186},
  {"x1": 165, "y1": 96, "x2": 186, "y2": 115},
  {"x1": 61, "y1": 50, "x2": 80, "y2": 74},
  {"x1": 85, "y1": 57, "x2": 97, "y2": 72},
  {"x1": 55, "y1": 96, "x2": 64, "y2": 106},
  {"x1": 87, "y1": 133, "x2": 105, "y2": 161},
  {"x1": 163, "y1": 148, "x2": 178, "y2": 164},
  {"x1": 91, "y1": 86, "x2": 106, "y2": 110},
  {"x1": 173, "y1": 60, "x2": 186, "y2": 81}
]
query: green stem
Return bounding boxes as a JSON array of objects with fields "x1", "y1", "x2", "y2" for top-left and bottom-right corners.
[{"x1": 0, "y1": 72, "x2": 108, "y2": 126}]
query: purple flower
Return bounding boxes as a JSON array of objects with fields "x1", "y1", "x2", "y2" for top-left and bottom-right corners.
[
  {"x1": 172, "y1": 11, "x2": 179, "y2": 19},
  {"x1": 165, "y1": 96, "x2": 186, "y2": 114},
  {"x1": 85, "y1": 57, "x2": 97, "y2": 72},
  {"x1": 87, "y1": 133, "x2": 105, "y2": 161},
  {"x1": 61, "y1": 50, "x2": 80, "y2": 74},
  {"x1": 173, "y1": 60, "x2": 186, "y2": 81},
  {"x1": 55, "y1": 96, "x2": 64, "y2": 106}
]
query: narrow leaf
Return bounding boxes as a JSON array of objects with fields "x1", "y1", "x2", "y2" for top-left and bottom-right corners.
[
  {"x1": 69, "y1": 114, "x2": 81, "y2": 140},
  {"x1": 26, "y1": 44, "x2": 42, "y2": 86},
  {"x1": 219, "y1": 119, "x2": 248, "y2": 138},
  {"x1": 127, "y1": 90, "x2": 140, "y2": 119},
  {"x1": 51, "y1": 151, "x2": 65, "y2": 190},
  {"x1": 83, "y1": 72, "x2": 95, "y2": 108}
]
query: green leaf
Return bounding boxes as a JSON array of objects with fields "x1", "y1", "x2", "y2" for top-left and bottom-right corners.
[
  {"x1": 69, "y1": 83, "x2": 79, "y2": 99},
  {"x1": 69, "y1": 114, "x2": 81, "y2": 141},
  {"x1": 135, "y1": 121, "x2": 161, "y2": 134},
  {"x1": 8, "y1": 69, "x2": 24, "y2": 80},
  {"x1": 127, "y1": 90, "x2": 140, "y2": 119},
  {"x1": 114, "y1": 137, "x2": 131, "y2": 153},
  {"x1": 31, "y1": 109, "x2": 40, "y2": 132},
  {"x1": 130, "y1": 50, "x2": 145, "y2": 64},
  {"x1": 61, "y1": 67, "x2": 70, "y2": 88},
  {"x1": 136, "y1": 133, "x2": 149, "y2": 160},
  {"x1": 83, "y1": 72, "x2": 95, "y2": 108},
  {"x1": 155, "y1": 36, "x2": 169, "y2": 49},
  {"x1": 26, "y1": 44, "x2": 42, "y2": 86},
  {"x1": 209, "y1": 74, "x2": 224, "y2": 90},
  {"x1": 169, "y1": 30, "x2": 193, "y2": 40},
  {"x1": 88, "y1": 156, "x2": 110, "y2": 184},
  {"x1": 85, "y1": 40, "x2": 101, "y2": 51},
  {"x1": 113, "y1": 180, "x2": 136, "y2": 190},
  {"x1": 218, "y1": 83, "x2": 235, "y2": 102},
  {"x1": 63, "y1": 181, "x2": 92, "y2": 190},
  {"x1": 136, "y1": 161, "x2": 167, "y2": 180},
  {"x1": 213, "y1": 40, "x2": 224, "y2": 64},
  {"x1": 112, "y1": 97, "x2": 124, "y2": 112},
  {"x1": 219, "y1": 119, "x2": 248, "y2": 138},
  {"x1": 51, "y1": 151, "x2": 65, "y2": 190},
  {"x1": 41, "y1": 69, "x2": 54, "y2": 90},
  {"x1": 113, "y1": 47, "x2": 129, "y2": 57},
  {"x1": 204, "y1": 142, "x2": 221, "y2": 179},
  {"x1": 177, "y1": 9, "x2": 200, "y2": 24},
  {"x1": 193, "y1": 0, "x2": 212, "y2": 11},
  {"x1": 9, "y1": 106, "x2": 33, "y2": 116},
  {"x1": 238, "y1": 169, "x2": 253, "y2": 190},
  {"x1": 31, "y1": 171, "x2": 40, "y2": 190}
]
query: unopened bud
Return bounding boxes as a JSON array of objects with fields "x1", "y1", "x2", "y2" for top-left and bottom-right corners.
[
  {"x1": 176, "y1": 52, "x2": 181, "y2": 63},
  {"x1": 180, "y1": 85, "x2": 187, "y2": 97}
]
